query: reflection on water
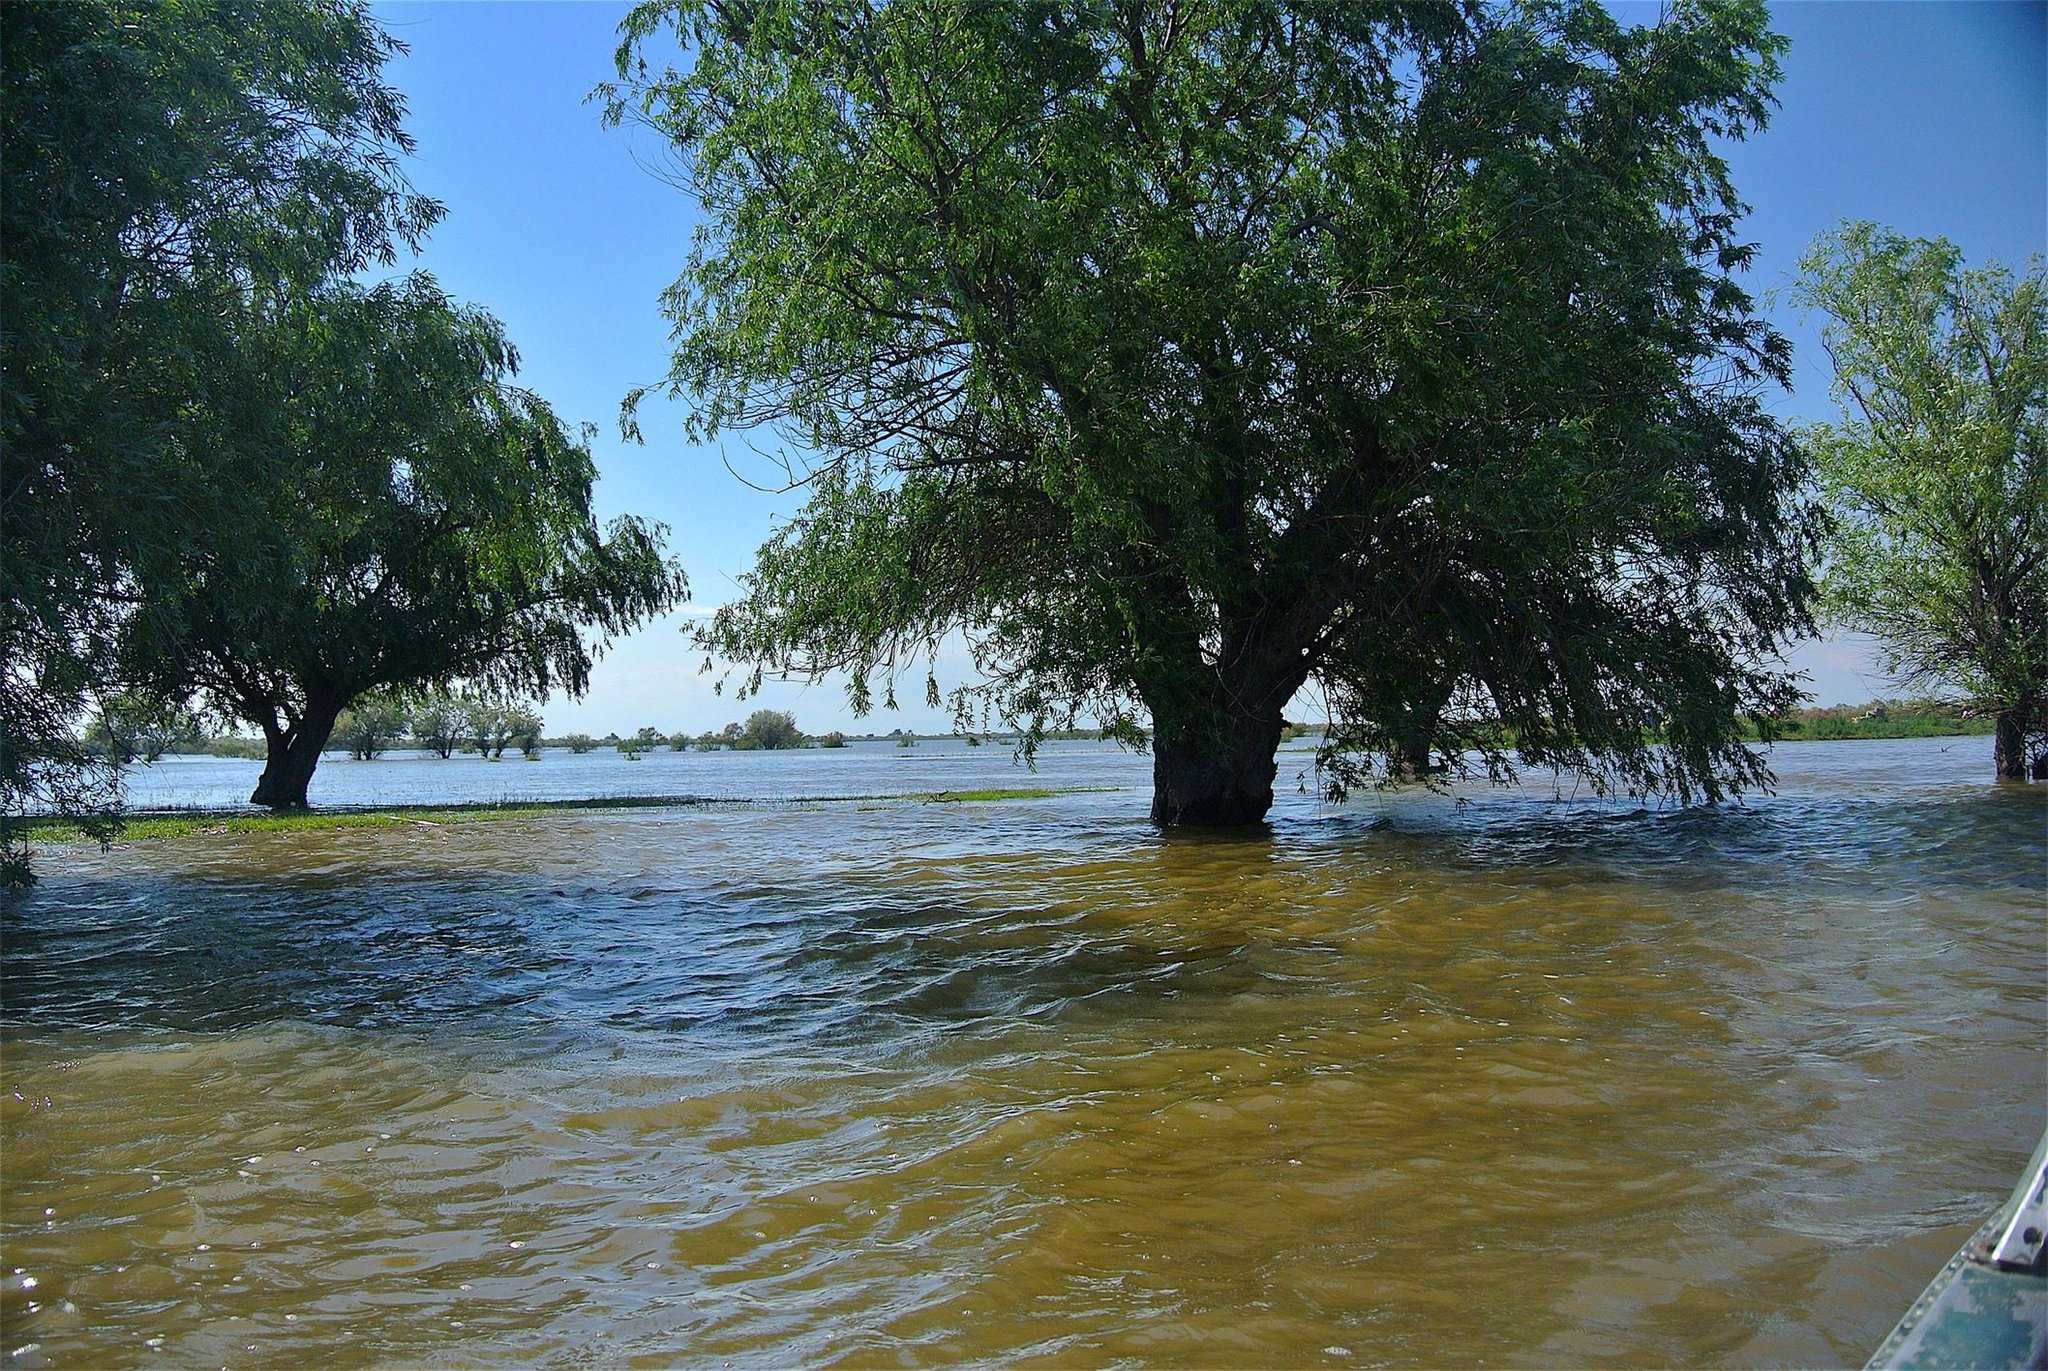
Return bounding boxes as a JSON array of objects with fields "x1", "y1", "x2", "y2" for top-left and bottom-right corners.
[{"x1": 3, "y1": 738, "x2": 2042, "y2": 1367}]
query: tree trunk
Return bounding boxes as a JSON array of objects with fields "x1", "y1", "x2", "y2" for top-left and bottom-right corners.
[
  {"x1": 251, "y1": 699, "x2": 343, "y2": 808},
  {"x1": 1386, "y1": 675, "x2": 1455, "y2": 781},
  {"x1": 1994, "y1": 709, "x2": 2030, "y2": 781},
  {"x1": 1389, "y1": 734, "x2": 1434, "y2": 780},
  {"x1": 1149, "y1": 699, "x2": 1285, "y2": 827}
]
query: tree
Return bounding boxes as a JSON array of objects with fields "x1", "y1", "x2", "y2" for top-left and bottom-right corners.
[
  {"x1": 741, "y1": 710, "x2": 803, "y2": 751},
  {"x1": 564, "y1": 733, "x2": 598, "y2": 754},
  {"x1": 1, "y1": 0, "x2": 439, "y2": 880},
  {"x1": 631, "y1": 725, "x2": 668, "y2": 752},
  {"x1": 86, "y1": 691, "x2": 202, "y2": 764},
  {"x1": 508, "y1": 707, "x2": 545, "y2": 758},
  {"x1": 123, "y1": 278, "x2": 687, "y2": 805},
  {"x1": 693, "y1": 730, "x2": 724, "y2": 751},
  {"x1": 606, "y1": 0, "x2": 1818, "y2": 826},
  {"x1": 409, "y1": 691, "x2": 466, "y2": 758},
  {"x1": 463, "y1": 698, "x2": 510, "y2": 759},
  {"x1": 819, "y1": 731, "x2": 847, "y2": 748},
  {"x1": 1792, "y1": 223, "x2": 2047, "y2": 780},
  {"x1": 332, "y1": 693, "x2": 408, "y2": 760}
]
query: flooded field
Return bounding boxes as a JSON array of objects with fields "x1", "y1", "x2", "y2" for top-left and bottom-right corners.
[{"x1": 3, "y1": 737, "x2": 2042, "y2": 1367}]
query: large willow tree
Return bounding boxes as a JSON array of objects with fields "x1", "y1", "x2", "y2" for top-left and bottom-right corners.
[
  {"x1": 609, "y1": 0, "x2": 1819, "y2": 824},
  {"x1": 123, "y1": 278, "x2": 687, "y2": 807}
]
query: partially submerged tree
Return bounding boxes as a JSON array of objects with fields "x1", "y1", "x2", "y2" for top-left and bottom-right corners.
[
  {"x1": 409, "y1": 691, "x2": 466, "y2": 758},
  {"x1": 125, "y1": 277, "x2": 687, "y2": 806},
  {"x1": 608, "y1": 0, "x2": 1818, "y2": 825},
  {"x1": 1, "y1": 0, "x2": 438, "y2": 880},
  {"x1": 741, "y1": 710, "x2": 803, "y2": 751},
  {"x1": 508, "y1": 707, "x2": 545, "y2": 758},
  {"x1": 333, "y1": 694, "x2": 409, "y2": 760},
  {"x1": 463, "y1": 697, "x2": 514, "y2": 760},
  {"x1": 86, "y1": 691, "x2": 203, "y2": 764},
  {"x1": 1792, "y1": 223, "x2": 2046, "y2": 779}
]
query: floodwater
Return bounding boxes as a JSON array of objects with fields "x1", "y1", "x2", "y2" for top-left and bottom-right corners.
[{"x1": 3, "y1": 737, "x2": 2042, "y2": 1367}]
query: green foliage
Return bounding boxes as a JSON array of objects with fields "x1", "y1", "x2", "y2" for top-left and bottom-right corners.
[
  {"x1": 508, "y1": 707, "x2": 545, "y2": 758},
  {"x1": 1791, "y1": 222, "x2": 2046, "y2": 773},
  {"x1": 692, "y1": 731, "x2": 724, "y2": 751},
  {"x1": 563, "y1": 733, "x2": 599, "y2": 754},
  {"x1": 741, "y1": 709, "x2": 803, "y2": 750},
  {"x1": 409, "y1": 691, "x2": 466, "y2": 758},
  {"x1": 194, "y1": 734, "x2": 270, "y2": 760},
  {"x1": 819, "y1": 731, "x2": 848, "y2": 748},
  {"x1": 608, "y1": 0, "x2": 1819, "y2": 821},
  {"x1": 86, "y1": 691, "x2": 203, "y2": 764},
  {"x1": 618, "y1": 726, "x2": 662, "y2": 758},
  {"x1": 332, "y1": 692, "x2": 409, "y2": 760},
  {"x1": 1, "y1": 0, "x2": 438, "y2": 879},
  {"x1": 1761, "y1": 699, "x2": 1995, "y2": 742},
  {"x1": 462, "y1": 698, "x2": 508, "y2": 759},
  {"x1": 122, "y1": 276, "x2": 687, "y2": 804}
]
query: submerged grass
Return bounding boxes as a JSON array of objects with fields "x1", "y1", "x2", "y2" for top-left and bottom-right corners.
[{"x1": 24, "y1": 787, "x2": 1116, "y2": 847}]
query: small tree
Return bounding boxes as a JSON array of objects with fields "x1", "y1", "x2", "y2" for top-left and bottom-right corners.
[
  {"x1": 741, "y1": 710, "x2": 803, "y2": 751},
  {"x1": 819, "y1": 731, "x2": 847, "y2": 748},
  {"x1": 1793, "y1": 223, "x2": 2047, "y2": 779},
  {"x1": 564, "y1": 733, "x2": 598, "y2": 754},
  {"x1": 87, "y1": 691, "x2": 202, "y2": 764},
  {"x1": 508, "y1": 706, "x2": 544, "y2": 758},
  {"x1": 333, "y1": 693, "x2": 408, "y2": 760},
  {"x1": 463, "y1": 698, "x2": 511, "y2": 759},
  {"x1": 694, "y1": 730, "x2": 723, "y2": 751},
  {"x1": 409, "y1": 691, "x2": 465, "y2": 759}
]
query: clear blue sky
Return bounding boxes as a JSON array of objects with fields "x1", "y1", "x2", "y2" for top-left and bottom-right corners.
[{"x1": 370, "y1": 0, "x2": 2047, "y2": 737}]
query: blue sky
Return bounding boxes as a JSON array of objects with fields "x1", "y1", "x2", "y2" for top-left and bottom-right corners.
[{"x1": 370, "y1": 0, "x2": 2047, "y2": 736}]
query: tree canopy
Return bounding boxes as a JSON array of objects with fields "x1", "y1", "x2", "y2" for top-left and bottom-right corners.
[
  {"x1": 2, "y1": 0, "x2": 439, "y2": 878},
  {"x1": 606, "y1": 0, "x2": 1819, "y2": 823},
  {"x1": 122, "y1": 276, "x2": 687, "y2": 805},
  {"x1": 741, "y1": 710, "x2": 804, "y2": 750},
  {"x1": 1792, "y1": 222, "x2": 2047, "y2": 778}
]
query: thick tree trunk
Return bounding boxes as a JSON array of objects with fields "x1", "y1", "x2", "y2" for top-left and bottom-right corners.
[
  {"x1": 1994, "y1": 709, "x2": 2030, "y2": 781},
  {"x1": 1390, "y1": 734, "x2": 1435, "y2": 780},
  {"x1": 1383, "y1": 675, "x2": 1455, "y2": 781},
  {"x1": 251, "y1": 700, "x2": 343, "y2": 808},
  {"x1": 1149, "y1": 700, "x2": 1285, "y2": 827}
]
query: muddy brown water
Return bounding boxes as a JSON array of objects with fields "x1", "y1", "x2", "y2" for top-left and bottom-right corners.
[{"x1": 2, "y1": 737, "x2": 2042, "y2": 1367}]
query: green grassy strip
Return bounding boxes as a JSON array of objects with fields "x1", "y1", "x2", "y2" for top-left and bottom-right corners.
[{"x1": 22, "y1": 786, "x2": 1114, "y2": 846}]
